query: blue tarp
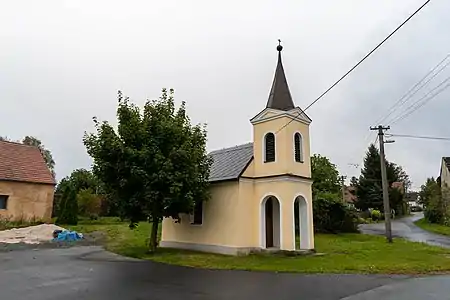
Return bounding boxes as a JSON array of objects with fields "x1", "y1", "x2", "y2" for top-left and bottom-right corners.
[{"x1": 52, "y1": 230, "x2": 83, "y2": 242}]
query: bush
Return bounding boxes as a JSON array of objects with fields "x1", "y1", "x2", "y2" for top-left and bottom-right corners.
[
  {"x1": 424, "y1": 205, "x2": 444, "y2": 224},
  {"x1": 55, "y1": 184, "x2": 78, "y2": 225},
  {"x1": 313, "y1": 197, "x2": 359, "y2": 233},
  {"x1": 77, "y1": 189, "x2": 102, "y2": 217},
  {"x1": 371, "y1": 209, "x2": 381, "y2": 221}
]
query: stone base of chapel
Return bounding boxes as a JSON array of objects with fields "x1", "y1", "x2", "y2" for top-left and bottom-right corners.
[
  {"x1": 159, "y1": 241, "x2": 263, "y2": 256},
  {"x1": 159, "y1": 241, "x2": 315, "y2": 256}
]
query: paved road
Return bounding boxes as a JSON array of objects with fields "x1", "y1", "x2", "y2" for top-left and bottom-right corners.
[
  {"x1": 0, "y1": 246, "x2": 408, "y2": 300},
  {"x1": 359, "y1": 213, "x2": 450, "y2": 248}
]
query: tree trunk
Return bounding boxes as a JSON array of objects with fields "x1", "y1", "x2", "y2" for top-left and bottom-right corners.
[{"x1": 148, "y1": 218, "x2": 160, "y2": 253}]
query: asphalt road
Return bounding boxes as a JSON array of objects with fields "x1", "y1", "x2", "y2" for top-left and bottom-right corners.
[
  {"x1": 359, "y1": 212, "x2": 450, "y2": 248},
  {"x1": 0, "y1": 246, "x2": 408, "y2": 300}
]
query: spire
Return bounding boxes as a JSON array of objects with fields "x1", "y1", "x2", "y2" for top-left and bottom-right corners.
[{"x1": 266, "y1": 40, "x2": 295, "y2": 111}]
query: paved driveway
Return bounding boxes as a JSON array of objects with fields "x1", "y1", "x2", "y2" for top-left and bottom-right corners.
[
  {"x1": 0, "y1": 246, "x2": 407, "y2": 300},
  {"x1": 359, "y1": 213, "x2": 450, "y2": 248}
]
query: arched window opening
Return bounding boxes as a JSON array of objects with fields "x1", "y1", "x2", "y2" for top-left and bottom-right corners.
[
  {"x1": 264, "y1": 133, "x2": 276, "y2": 162},
  {"x1": 294, "y1": 132, "x2": 303, "y2": 162}
]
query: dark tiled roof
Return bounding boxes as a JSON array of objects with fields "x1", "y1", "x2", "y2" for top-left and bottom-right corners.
[
  {"x1": 266, "y1": 49, "x2": 295, "y2": 111},
  {"x1": 0, "y1": 141, "x2": 55, "y2": 185},
  {"x1": 208, "y1": 143, "x2": 253, "y2": 182}
]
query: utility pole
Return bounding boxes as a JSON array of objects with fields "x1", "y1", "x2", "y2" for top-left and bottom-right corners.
[
  {"x1": 340, "y1": 175, "x2": 347, "y2": 203},
  {"x1": 370, "y1": 125, "x2": 393, "y2": 243}
]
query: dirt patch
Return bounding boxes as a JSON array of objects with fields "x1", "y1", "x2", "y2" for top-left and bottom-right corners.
[
  {"x1": 0, "y1": 230, "x2": 107, "y2": 252},
  {"x1": 0, "y1": 224, "x2": 65, "y2": 244}
]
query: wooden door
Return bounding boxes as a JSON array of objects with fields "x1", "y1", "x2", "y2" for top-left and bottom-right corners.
[{"x1": 265, "y1": 198, "x2": 274, "y2": 248}]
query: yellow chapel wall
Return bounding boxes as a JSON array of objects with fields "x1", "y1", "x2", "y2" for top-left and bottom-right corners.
[
  {"x1": 161, "y1": 181, "x2": 247, "y2": 248},
  {"x1": 237, "y1": 178, "x2": 314, "y2": 250},
  {"x1": 252, "y1": 115, "x2": 311, "y2": 178}
]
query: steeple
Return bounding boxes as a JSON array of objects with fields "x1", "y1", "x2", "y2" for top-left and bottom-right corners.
[{"x1": 266, "y1": 40, "x2": 295, "y2": 111}]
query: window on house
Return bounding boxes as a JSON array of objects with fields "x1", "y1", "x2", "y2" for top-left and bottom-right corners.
[
  {"x1": 264, "y1": 133, "x2": 275, "y2": 162},
  {"x1": 190, "y1": 201, "x2": 203, "y2": 225},
  {"x1": 294, "y1": 132, "x2": 303, "y2": 162},
  {"x1": 0, "y1": 195, "x2": 8, "y2": 210}
]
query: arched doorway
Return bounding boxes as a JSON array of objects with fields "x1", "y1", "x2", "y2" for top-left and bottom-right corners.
[
  {"x1": 261, "y1": 196, "x2": 281, "y2": 249},
  {"x1": 294, "y1": 196, "x2": 308, "y2": 250}
]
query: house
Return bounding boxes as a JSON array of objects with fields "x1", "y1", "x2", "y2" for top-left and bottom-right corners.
[
  {"x1": 343, "y1": 185, "x2": 356, "y2": 207},
  {"x1": 0, "y1": 140, "x2": 56, "y2": 221},
  {"x1": 441, "y1": 157, "x2": 450, "y2": 192},
  {"x1": 160, "y1": 43, "x2": 314, "y2": 255},
  {"x1": 391, "y1": 181, "x2": 405, "y2": 194},
  {"x1": 405, "y1": 192, "x2": 422, "y2": 210}
]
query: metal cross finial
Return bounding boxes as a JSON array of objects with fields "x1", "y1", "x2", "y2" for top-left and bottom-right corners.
[{"x1": 277, "y1": 39, "x2": 283, "y2": 52}]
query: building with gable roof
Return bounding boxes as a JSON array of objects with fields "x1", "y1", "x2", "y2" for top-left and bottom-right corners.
[
  {"x1": 0, "y1": 140, "x2": 56, "y2": 221},
  {"x1": 160, "y1": 43, "x2": 314, "y2": 255}
]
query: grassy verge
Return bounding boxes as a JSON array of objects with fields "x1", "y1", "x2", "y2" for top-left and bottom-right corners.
[
  {"x1": 67, "y1": 218, "x2": 450, "y2": 274},
  {"x1": 415, "y1": 218, "x2": 450, "y2": 236}
]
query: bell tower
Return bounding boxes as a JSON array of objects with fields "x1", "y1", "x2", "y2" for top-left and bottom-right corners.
[{"x1": 250, "y1": 41, "x2": 312, "y2": 179}]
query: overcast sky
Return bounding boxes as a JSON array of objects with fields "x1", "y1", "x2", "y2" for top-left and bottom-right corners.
[{"x1": 1, "y1": 0, "x2": 449, "y2": 190}]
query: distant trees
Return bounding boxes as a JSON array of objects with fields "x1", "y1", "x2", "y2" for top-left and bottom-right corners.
[
  {"x1": 353, "y1": 144, "x2": 409, "y2": 215},
  {"x1": 310, "y1": 154, "x2": 358, "y2": 233},
  {"x1": 55, "y1": 183, "x2": 78, "y2": 225},
  {"x1": 311, "y1": 154, "x2": 341, "y2": 200},
  {"x1": 55, "y1": 168, "x2": 113, "y2": 220},
  {"x1": 420, "y1": 177, "x2": 449, "y2": 224}
]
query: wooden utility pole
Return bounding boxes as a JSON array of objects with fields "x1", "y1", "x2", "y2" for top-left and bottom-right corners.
[
  {"x1": 370, "y1": 125, "x2": 393, "y2": 243},
  {"x1": 341, "y1": 175, "x2": 347, "y2": 203}
]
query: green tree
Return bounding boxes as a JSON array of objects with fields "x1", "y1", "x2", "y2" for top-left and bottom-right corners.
[
  {"x1": 55, "y1": 182, "x2": 78, "y2": 225},
  {"x1": 83, "y1": 89, "x2": 212, "y2": 252},
  {"x1": 311, "y1": 154, "x2": 341, "y2": 199},
  {"x1": 77, "y1": 188, "x2": 102, "y2": 218},
  {"x1": 419, "y1": 177, "x2": 445, "y2": 223},
  {"x1": 22, "y1": 136, "x2": 56, "y2": 178},
  {"x1": 56, "y1": 169, "x2": 98, "y2": 195},
  {"x1": 355, "y1": 144, "x2": 409, "y2": 212}
]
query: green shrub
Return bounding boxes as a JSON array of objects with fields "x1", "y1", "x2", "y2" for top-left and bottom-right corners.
[
  {"x1": 55, "y1": 184, "x2": 78, "y2": 225},
  {"x1": 77, "y1": 189, "x2": 102, "y2": 217},
  {"x1": 371, "y1": 209, "x2": 381, "y2": 221},
  {"x1": 313, "y1": 197, "x2": 359, "y2": 233}
]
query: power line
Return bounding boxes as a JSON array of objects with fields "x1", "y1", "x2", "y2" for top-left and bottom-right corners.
[
  {"x1": 387, "y1": 133, "x2": 450, "y2": 141},
  {"x1": 275, "y1": 0, "x2": 432, "y2": 134},
  {"x1": 390, "y1": 76, "x2": 450, "y2": 124},
  {"x1": 375, "y1": 53, "x2": 450, "y2": 125}
]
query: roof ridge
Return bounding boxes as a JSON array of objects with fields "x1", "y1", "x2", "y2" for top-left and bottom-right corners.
[
  {"x1": 209, "y1": 142, "x2": 253, "y2": 155},
  {"x1": 0, "y1": 140, "x2": 40, "y2": 149}
]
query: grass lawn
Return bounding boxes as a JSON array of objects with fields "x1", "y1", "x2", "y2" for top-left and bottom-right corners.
[
  {"x1": 415, "y1": 218, "x2": 450, "y2": 236},
  {"x1": 68, "y1": 217, "x2": 450, "y2": 274}
]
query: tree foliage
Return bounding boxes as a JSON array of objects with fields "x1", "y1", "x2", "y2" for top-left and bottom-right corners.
[
  {"x1": 77, "y1": 188, "x2": 102, "y2": 218},
  {"x1": 420, "y1": 177, "x2": 447, "y2": 224},
  {"x1": 55, "y1": 168, "x2": 118, "y2": 218},
  {"x1": 55, "y1": 182, "x2": 78, "y2": 225},
  {"x1": 56, "y1": 169, "x2": 98, "y2": 195},
  {"x1": 311, "y1": 154, "x2": 341, "y2": 200},
  {"x1": 22, "y1": 136, "x2": 56, "y2": 178},
  {"x1": 309, "y1": 154, "x2": 358, "y2": 232},
  {"x1": 354, "y1": 144, "x2": 409, "y2": 213},
  {"x1": 83, "y1": 89, "x2": 212, "y2": 252}
]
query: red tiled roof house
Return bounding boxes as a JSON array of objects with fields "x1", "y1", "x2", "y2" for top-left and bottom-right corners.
[{"x1": 0, "y1": 141, "x2": 56, "y2": 221}]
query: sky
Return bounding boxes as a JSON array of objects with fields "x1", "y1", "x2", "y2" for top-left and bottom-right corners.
[{"x1": 1, "y1": 0, "x2": 450, "y2": 191}]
